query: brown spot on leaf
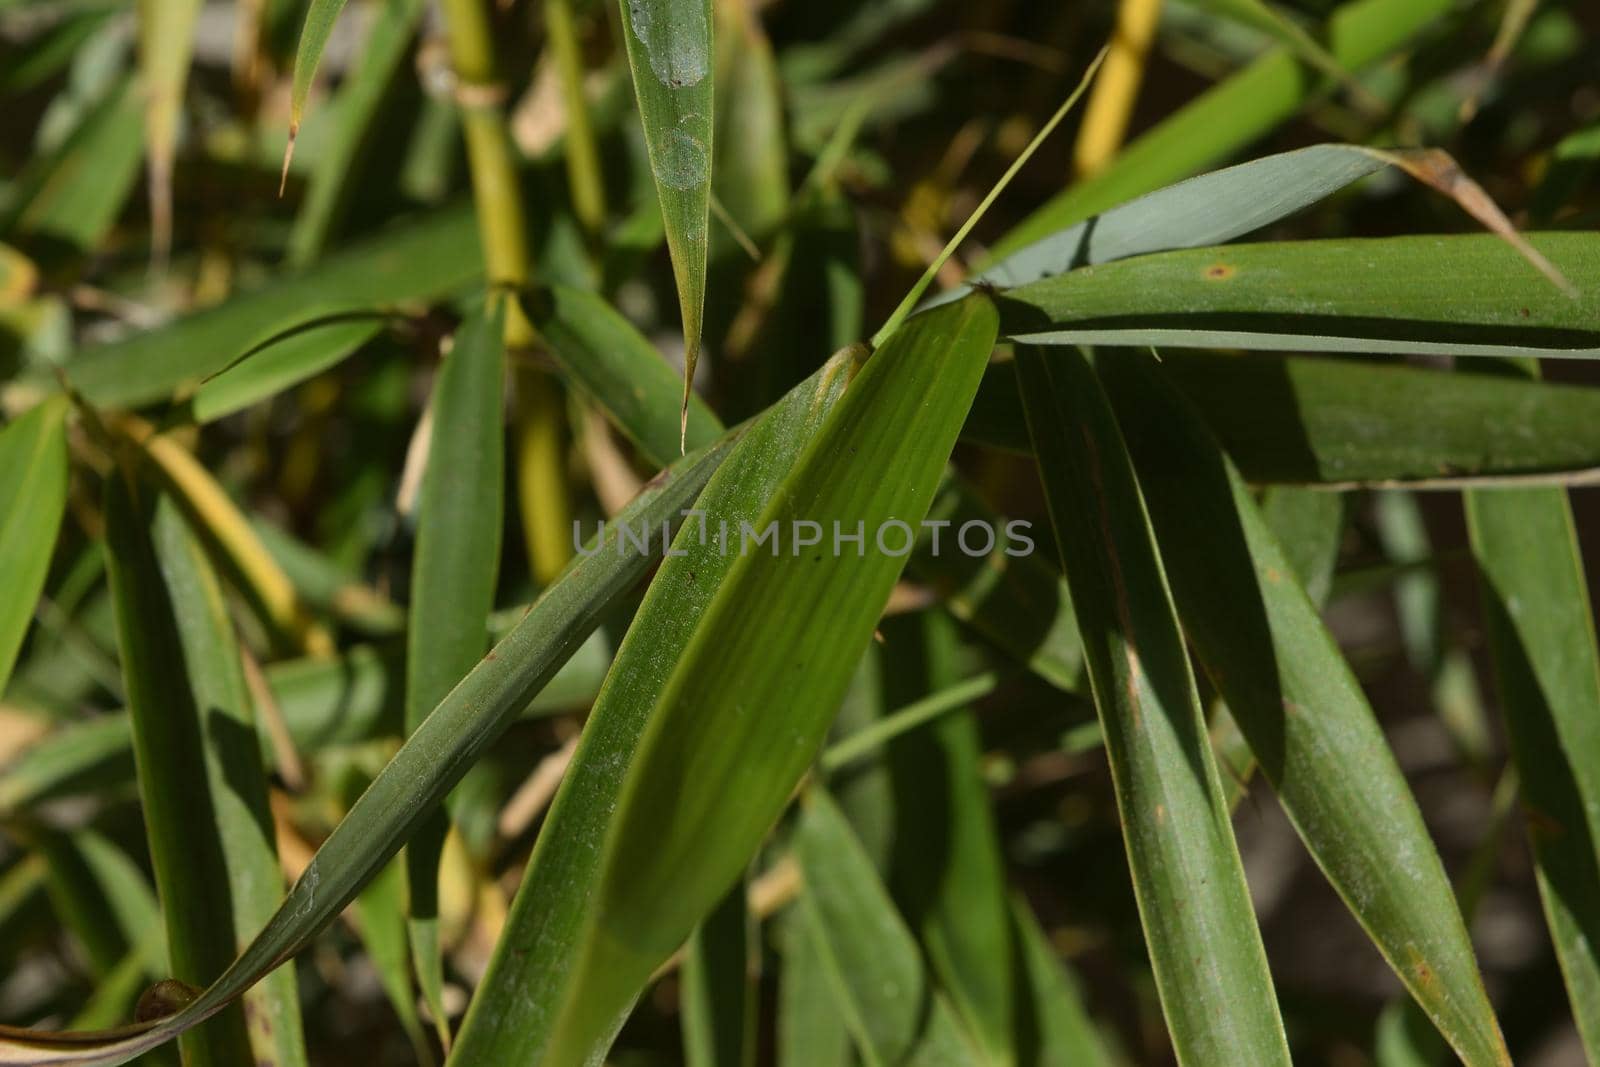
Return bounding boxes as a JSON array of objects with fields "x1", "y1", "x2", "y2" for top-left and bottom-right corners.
[{"x1": 1204, "y1": 263, "x2": 1235, "y2": 281}]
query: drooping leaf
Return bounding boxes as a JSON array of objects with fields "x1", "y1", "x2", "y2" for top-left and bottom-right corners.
[
  {"x1": 1466, "y1": 468, "x2": 1600, "y2": 1060},
  {"x1": 794, "y1": 787, "x2": 983, "y2": 1066},
  {"x1": 0, "y1": 433, "x2": 733, "y2": 1065},
  {"x1": 60, "y1": 205, "x2": 481, "y2": 410},
  {"x1": 877, "y1": 611, "x2": 1014, "y2": 1064},
  {"x1": 102, "y1": 474, "x2": 260, "y2": 1067},
  {"x1": 405, "y1": 296, "x2": 507, "y2": 1049},
  {"x1": 996, "y1": 0, "x2": 1455, "y2": 255},
  {"x1": 451, "y1": 346, "x2": 863, "y2": 1065},
  {"x1": 1098, "y1": 349, "x2": 1509, "y2": 1067},
  {"x1": 489, "y1": 295, "x2": 998, "y2": 1066},
  {"x1": 1015, "y1": 343, "x2": 1290, "y2": 1066},
  {"x1": 964, "y1": 351, "x2": 1600, "y2": 487},
  {"x1": 0, "y1": 398, "x2": 69, "y2": 696},
  {"x1": 996, "y1": 234, "x2": 1597, "y2": 359},
  {"x1": 615, "y1": 0, "x2": 715, "y2": 445}
]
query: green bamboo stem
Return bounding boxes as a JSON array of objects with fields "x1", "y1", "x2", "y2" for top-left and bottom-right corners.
[{"x1": 545, "y1": 0, "x2": 608, "y2": 244}]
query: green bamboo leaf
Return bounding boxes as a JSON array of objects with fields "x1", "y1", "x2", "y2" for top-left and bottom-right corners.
[
  {"x1": 406, "y1": 296, "x2": 507, "y2": 1049},
  {"x1": 544, "y1": 297, "x2": 996, "y2": 1064},
  {"x1": 1466, "y1": 469, "x2": 1600, "y2": 1059},
  {"x1": 287, "y1": 0, "x2": 428, "y2": 263},
  {"x1": 996, "y1": 234, "x2": 1598, "y2": 359},
  {"x1": 284, "y1": 0, "x2": 355, "y2": 184},
  {"x1": 135, "y1": 0, "x2": 201, "y2": 263},
  {"x1": 1011, "y1": 896, "x2": 1113, "y2": 1067},
  {"x1": 0, "y1": 632, "x2": 609, "y2": 814},
  {"x1": 0, "y1": 398, "x2": 68, "y2": 696},
  {"x1": 794, "y1": 787, "x2": 983, "y2": 1067},
  {"x1": 0, "y1": 436, "x2": 735, "y2": 1065},
  {"x1": 0, "y1": 75, "x2": 144, "y2": 255},
  {"x1": 996, "y1": 0, "x2": 1455, "y2": 255},
  {"x1": 775, "y1": 903, "x2": 851, "y2": 1067},
  {"x1": 465, "y1": 295, "x2": 997, "y2": 1065},
  {"x1": 615, "y1": 0, "x2": 715, "y2": 445},
  {"x1": 957, "y1": 143, "x2": 1390, "y2": 298},
  {"x1": 1014, "y1": 343, "x2": 1289, "y2": 1066},
  {"x1": 334, "y1": 758, "x2": 437, "y2": 1067},
  {"x1": 189, "y1": 316, "x2": 387, "y2": 424},
  {"x1": 102, "y1": 474, "x2": 261, "y2": 1066},
  {"x1": 681, "y1": 883, "x2": 756, "y2": 1067},
  {"x1": 60, "y1": 204, "x2": 481, "y2": 410},
  {"x1": 451, "y1": 346, "x2": 862, "y2": 1065},
  {"x1": 965, "y1": 351, "x2": 1600, "y2": 487},
  {"x1": 1098, "y1": 350, "x2": 1509, "y2": 1067},
  {"x1": 524, "y1": 284, "x2": 722, "y2": 466},
  {"x1": 877, "y1": 612, "x2": 1013, "y2": 1065}
]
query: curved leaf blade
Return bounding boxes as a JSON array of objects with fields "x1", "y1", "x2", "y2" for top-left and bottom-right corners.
[
  {"x1": 1099, "y1": 350, "x2": 1509, "y2": 1067},
  {"x1": 1015, "y1": 343, "x2": 1289, "y2": 1066},
  {"x1": 615, "y1": 0, "x2": 715, "y2": 444},
  {"x1": 0, "y1": 398, "x2": 69, "y2": 696}
]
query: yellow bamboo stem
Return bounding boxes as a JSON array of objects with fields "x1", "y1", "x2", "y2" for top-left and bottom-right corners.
[{"x1": 1073, "y1": 0, "x2": 1162, "y2": 179}]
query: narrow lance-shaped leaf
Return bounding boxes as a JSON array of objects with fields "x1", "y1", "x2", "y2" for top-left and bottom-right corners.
[
  {"x1": 1015, "y1": 343, "x2": 1290, "y2": 1066},
  {"x1": 996, "y1": 234, "x2": 1598, "y2": 359},
  {"x1": 146, "y1": 489, "x2": 309, "y2": 1067},
  {"x1": 794, "y1": 787, "x2": 983, "y2": 1066},
  {"x1": 878, "y1": 611, "x2": 1013, "y2": 1064},
  {"x1": 0, "y1": 434, "x2": 732, "y2": 1065},
  {"x1": 451, "y1": 345, "x2": 863, "y2": 1065},
  {"x1": 0, "y1": 398, "x2": 69, "y2": 696},
  {"x1": 995, "y1": 0, "x2": 1454, "y2": 255},
  {"x1": 283, "y1": 0, "x2": 355, "y2": 185},
  {"x1": 1466, "y1": 457, "x2": 1600, "y2": 1060},
  {"x1": 1098, "y1": 350, "x2": 1509, "y2": 1067},
  {"x1": 616, "y1": 0, "x2": 715, "y2": 447},
  {"x1": 59, "y1": 204, "x2": 481, "y2": 410},
  {"x1": 1010, "y1": 895, "x2": 1113, "y2": 1067},
  {"x1": 405, "y1": 296, "x2": 507, "y2": 1049},
  {"x1": 102, "y1": 474, "x2": 258, "y2": 1067},
  {"x1": 681, "y1": 882, "x2": 756, "y2": 1067},
  {"x1": 964, "y1": 351, "x2": 1600, "y2": 488},
  {"x1": 531, "y1": 295, "x2": 1000, "y2": 1065}
]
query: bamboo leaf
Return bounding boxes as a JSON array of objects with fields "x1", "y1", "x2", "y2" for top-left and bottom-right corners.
[
  {"x1": 450, "y1": 346, "x2": 863, "y2": 1065},
  {"x1": 60, "y1": 205, "x2": 481, "y2": 410},
  {"x1": 0, "y1": 433, "x2": 732, "y2": 1065},
  {"x1": 1098, "y1": 350, "x2": 1509, "y2": 1067},
  {"x1": 0, "y1": 76, "x2": 144, "y2": 255},
  {"x1": 405, "y1": 296, "x2": 507, "y2": 1050},
  {"x1": 681, "y1": 883, "x2": 756, "y2": 1067},
  {"x1": 615, "y1": 0, "x2": 715, "y2": 446},
  {"x1": 102, "y1": 474, "x2": 260, "y2": 1066},
  {"x1": 468, "y1": 295, "x2": 997, "y2": 1065},
  {"x1": 794, "y1": 786, "x2": 983, "y2": 1067},
  {"x1": 0, "y1": 398, "x2": 69, "y2": 696},
  {"x1": 957, "y1": 144, "x2": 1391, "y2": 298},
  {"x1": 1011, "y1": 896, "x2": 1113, "y2": 1067},
  {"x1": 996, "y1": 0, "x2": 1455, "y2": 255},
  {"x1": 1466, "y1": 468, "x2": 1600, "y2": 1059},
  {"x1": 965, "y1": 351, "x2": 1600, "y2": 487},
  {"x1": 910, "y1": 478, "x2": 1083, "y2": 692},
  {"x1": 775, "y1": 903, "x2": 851, "y2": 1067},
  {"x1": 996, "y1": 234, "x2": 1598, "y2": 359},
  {"x1": 876, "y1": 611, "x2": 1013, "y2": 1064},
  {"x1": 190, "y1": 317, "x2": 386, "y2": 423},
  {"x1": 525, "y1": 283, "x2": 722, "y2": 466},
  {"x1": 1014, "y1": 343, "x2": 1289, "y2": 1066}
]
